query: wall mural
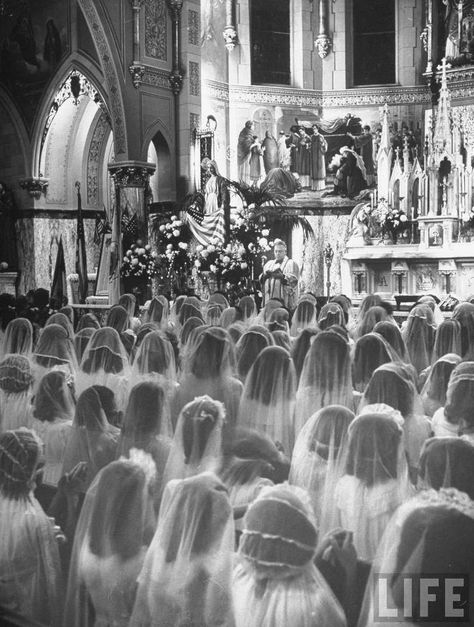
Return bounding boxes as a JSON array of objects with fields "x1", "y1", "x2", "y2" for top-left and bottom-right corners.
[{"x1": 0, "y1": 0, "x2": 69, "y2": 129}]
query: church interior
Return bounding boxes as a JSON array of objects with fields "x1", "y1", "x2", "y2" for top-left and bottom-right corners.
[
  {"x1": 0, "y1": 0, "x2": 474, "y2": 305},
  {"x1": 4, "y1": 4, "x2": 474, "y2": 627}
]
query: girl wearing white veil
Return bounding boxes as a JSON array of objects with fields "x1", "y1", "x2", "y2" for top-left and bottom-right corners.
[
  {"x1": 290, "y1": 405, "x2": 354, "y2": 540},
  {"x1": 358, "y1": 488, "x2": 474, "y2": 627},
  {"x1": 295, "y1": 330, "x2": 354, "y2": 433},
  {"x1": 62, "y1": 387, "x2": 120, "y2": 494},
  {"x1": 0, "y1": 354, "x2": 34, "y2": 432},
  {"x1": 359, "y1": 363, "x2": 431, "y2": 478},
  {"x1": 432, "y1": 318, "x2": 462, "y2": 362},
  {"x1": 420, "y1": 353, "x2": 461, "y2": 417},
  {"x1": 130, "y1": 472, "x2": 235, "y2": 627},
  {"x1": 172, "y1": 326, "x2": 242, "y2": 433},
  {"x1": 1, "y1": 317, "x2": 34, "y2": 357},
  {"x1": 131, "y1": 330, "x2": 177, "y2": 394},
  {"x1": 334, "y1": 410, "x2": 413, "y2": 562},
  {"x1": 237, "y1": 345, "x2": 297, "y2": 456},
  {"x1": 318, "y1": 302, "x2": 345, "y2": 331},
  {"x1": 431, "y1": 362, "x2": 474, "y2": 437},
  {"x1": 237, "y1": 295, "x2": 257, "y2": 327},
  {"x1": 402, "y1": 304, "x2": 436, "y2": 374},
  {"x1": 236, "y1": 329, "x2": 273, "y2": 383},
  {"x1": 417, "y1": 436, "x2": 474, "y2": 498},
  {"x1": 232, "y1": 483, "x2": 347, "y2": 627},
  {"x1": 74, "y1": 327, "x2": 94, "y2": 363},
  {"x1": 45, "y1": 312, "x2": 75, "y2": 338},
  {"x1": 0, "y1": 429, "x2": 63, "y2": 627},
  {"x1": 352, "y1": 332, "x2": 399, "y2": 394},
  {"x1": 164, "y1": 395, "x2": 225, "y2": 485},
  {"x1": 143, "y1": 295, "x2": 169, "y2": 328},
  {"x1": 33, "y1": 323, "x2": 78, "y2": 384},
  {"x1": 290, "y1": 299, "x2": 317, "y2": 337},
  {"x1": 64, "y1": 457, "x2": 157, "y2": 627},
  {"x1": 77, "y1": 327, "x2": 131, "y2": 410},
  {"x1": 31, "y1": 370, "x2": 75, "y2": 509},
  {"x1": 117, "y1": 381, "x2": 172, "y2": 503}
]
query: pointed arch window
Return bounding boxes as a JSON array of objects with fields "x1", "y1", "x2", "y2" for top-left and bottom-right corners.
[
  {"x1": 250, "y1": 0, "x2": 290, "y2": 85},
  {"x1": 353, "y1": 0, "x2": 396, "y2": 86}
]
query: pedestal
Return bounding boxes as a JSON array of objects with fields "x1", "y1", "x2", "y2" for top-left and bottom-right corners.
[{"x1": 0, "y1": 272, "x2": 17, "y2": 296}]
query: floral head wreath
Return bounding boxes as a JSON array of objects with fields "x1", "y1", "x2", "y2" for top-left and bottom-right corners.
[
  {"x1": 405, "y1": 487, "x2": 474, "y2": 521},
  {"x1": 182, "y1": 395, "x2": 226, "y2": 424}
]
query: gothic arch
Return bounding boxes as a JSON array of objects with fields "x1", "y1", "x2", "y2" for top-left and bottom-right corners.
[
  {"x1": 77, "y1": 0, "x2": 128, "y2": 158},
  {"x1": 0, "y1": 88, "x2": 31, "y2": 177},
  {"x1": 142, "y1": 119, "x2": 174, "y2": 160},
  {"x1": 31, "y1": 54, "x2": 110, "y2": 177}
]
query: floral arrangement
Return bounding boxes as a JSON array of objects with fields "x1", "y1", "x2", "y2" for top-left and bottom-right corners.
[
  {"x1": 121, "y1": 240, "x2": 157, "y2": 280},
  {"x1": 358, "y1": 199, "x2": 408, "y2": 242},
  {"x1": 155, "y1": 215, "x2": 192, "y2": 283},
  {"x1": 191, "y1": 210, "x2": 272, "y2": 289},
  {"x1": 382, "y1": 206, "x2": 408, "y2": 241},
  {"x1": 461, "y1": 207, "x2": 474, "y2": 229}
]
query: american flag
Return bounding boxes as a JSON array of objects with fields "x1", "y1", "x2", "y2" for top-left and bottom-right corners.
[
  {"x1": 186, "y1": 207, "x2": 226, "y2": 246},
  {"x1": 93, "y1": 209, "x2": 111, "y2": 245},
  {"x1": 75, "y1": 182, "x2": 88, "y2": 303}
]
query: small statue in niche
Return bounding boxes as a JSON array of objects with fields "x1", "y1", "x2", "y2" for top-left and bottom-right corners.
[
  {"x1": 0, "y1": 182, "x2": 18, "y2": 270},
  {"x1": 428, "y1": 223, "x2": 444, "y2": 247}
]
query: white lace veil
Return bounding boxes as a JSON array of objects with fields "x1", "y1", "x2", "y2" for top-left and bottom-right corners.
[
  {"x1": 295, "y1": 330, "x2": 354, "y2": 433},
  {"x1": 452, "y1": 301, "x2": 474, "y2": 359},
  {"x1": 32, "y1": 369, "x2": 75, "y2": 422},
  {"x1": 352, "y1": 332, "x2": 399, "y2": 393},
  {"x1": 144, "y1": 296, "x2": 169, "y2": 327},
  {"x1": 45, "y1": 312, "x2": 75, "y2": 338},
  {"x1": 233, "y1": 483, "x2": 346, "y2": 627},
  {"x1": 62, "y1": 387, "x2": 120, "y2": 493},
  {"x1": 74, "y1": 327, "x2": 94, "y2": 363},
  {"x1": 64, "y1": 455, "x2": 157, "y2": 627},
  {"x1": 1, "y1": 317, "x2": 34, "y2": 357},
  {"x1": 334, "y1": 410, "x2": 413, "y2": 561},
  {"x1": 290, "y1": 300, "x2": 317, "y2": 336},
  {"x1": 77, "y1": 327, "x2": 131, "y2": 408},
  {"x1": 420, "y1": 353, "x2": 461, "y2": 417},
  {"x1": 118, "y1": 293, "x2": 137, "y2": 319},
  {"x1": 373, "y1": 320, "x2": 410, "y2": 363},
  {"x1": 0, "y1": 354, "x2": 35, "y2": 431},
  {"x1": 317, "y1": 302, "x2": 345, "y2": 331},
  {"x1": 402, "y1": 305, "x2": 436, "y2": 373},
  {"x1": 358, "y1": 488, "x2": 474, "y2": 627},
  {"x1": 237, "y1": 295, "x2": 258, "y2": 327},
  {"x1": 33, "y1": 323, "x2": 78, "y2": 379},
  {"x1": 164, "y1": 395, "x2": 225, "y2": 484},
  {"x1": 432, "y1": 318, "x2": 462, "y2": 362},
  {"x1": 0, "y1": 428, "x2": 63, "y2": 627},
  {"x1": 130, "y1": 471, "x2": 235, "y2": 627},
  {"x1": 290, "y1": 405, "x2": 354, "y2": 540},
  {"x1": 237, "y1": 346, "x2": 297, "y2": 456},
  {"x1": 106, "y1": 304, "x2": 130, "y2": 333},
  {"x1": 417, "y1": 436, "x2": 474, "y2": 499},
  {"x1": 131, "y1": 330, "x2": 177, "y2": 390},
  {"x1": 235, "y1": 329, "x2": 273, "y2": 382}
]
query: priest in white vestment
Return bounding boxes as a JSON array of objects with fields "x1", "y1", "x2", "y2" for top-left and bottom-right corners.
[{"x1": 260, "y1": 239, "x2": 299, "y2": 311}]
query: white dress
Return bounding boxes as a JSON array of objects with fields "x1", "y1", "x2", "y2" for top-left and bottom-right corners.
[
  {"x1": 79, "y1": 543, "x2": 146, "y2": 627},
  {"x1": 334, "y1": 475, "x2": 412, "y2": 562},
  {"x1": 32, "y1": 417, "x2": 73, "y2": 487}
]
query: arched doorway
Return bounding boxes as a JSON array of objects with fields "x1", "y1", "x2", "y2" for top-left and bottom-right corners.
[
  {"x1": 37, "y1": 69, "x2": 114, "y2": 288},
  {"x1": 147, "y1": 131, "x2": 172, "y2": 202}
]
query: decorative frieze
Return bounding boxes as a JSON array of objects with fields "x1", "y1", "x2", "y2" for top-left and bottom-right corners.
[
  {"x1": 142, "y1": 67, "x2": 172, "y2": 89},
  {"x1": 108, "y1": 162, "x2": 156, "y2": 187},
  {"x1": 144, "y1": 0, "x2": 168, "y2": 60},
  {"x1": 189, "y1": 61, "x2": 200, "y2": 97}
]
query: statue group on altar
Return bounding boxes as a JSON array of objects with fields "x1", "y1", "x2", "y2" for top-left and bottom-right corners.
[{"x1": 236, "y1": 114, "x2": 381, "y2": 199}]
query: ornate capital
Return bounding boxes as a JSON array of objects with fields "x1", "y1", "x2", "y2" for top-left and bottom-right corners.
[
  {"x1": 315, "y1": 33, "x2": 331, "y2": 59},
  {"x1": 108, "y1": 161, "x2": 156, "y2": 187},
  {"x1": 19, "y1": 177, "x2": 49, "y2": 199},
  {"x1": 169, "y1": 69, "x2": 184, "y2": 95},
  {"x1": 166, "y1": 0, "x2": 183, "y2": 21},
  {"x1": 129, "y1": 62, "x2": 145, "y2": 88},
  {"x1": 223, "y1": 25, "x2": 238, "y2": 51}
]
